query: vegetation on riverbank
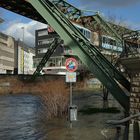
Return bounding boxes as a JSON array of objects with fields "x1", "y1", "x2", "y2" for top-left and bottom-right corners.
[
  {"x1": 39, "y1": 79, "x2": 69, "y2": 119},
  {"x1": 0, "y1": 76, "x2": 69, "y2": 119},
  {"x1": 0, "y1": 75, "x2": 105, "y2": 119}
]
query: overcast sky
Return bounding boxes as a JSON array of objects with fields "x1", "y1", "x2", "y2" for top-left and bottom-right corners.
[{"x1": 0, "y1": 0, "x2": 140, "y2": 47}]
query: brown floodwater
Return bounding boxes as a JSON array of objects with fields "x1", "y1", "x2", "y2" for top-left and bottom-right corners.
[{"x1": 0, "y1": 90, "x2": 124, "y2": 140}]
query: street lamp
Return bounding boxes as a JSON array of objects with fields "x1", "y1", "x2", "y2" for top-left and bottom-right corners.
[{"x1": 21, "y1": 27, "x2": 25, "y2": 74}]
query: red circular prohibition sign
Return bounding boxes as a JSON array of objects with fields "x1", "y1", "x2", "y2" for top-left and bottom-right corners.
[{"x1": 65, "y1": 58, "x2": 78, "y2": 72}]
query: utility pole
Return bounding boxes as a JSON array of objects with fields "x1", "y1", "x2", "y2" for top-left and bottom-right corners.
[{"x1": 21, "y1": 27, "x2": 25, "y2": 74}]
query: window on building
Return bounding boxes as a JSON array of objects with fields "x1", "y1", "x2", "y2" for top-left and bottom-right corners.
[
  {"x1": 38, "y1": 48, "x2": 48, "y2": 54},
  {"x1": 38, "y1": 38, "x2": 54, "y2": 45},
  {"x1": 38, "y1": 30, "x2": 48, "y2": 36},
  {"x1": 86, "y1": 31, "x2": 91, "y2": 39}
]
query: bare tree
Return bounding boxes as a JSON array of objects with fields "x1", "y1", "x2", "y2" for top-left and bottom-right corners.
[{"x1": 106, "y1": 12, "x2": 131, "y2": 29}]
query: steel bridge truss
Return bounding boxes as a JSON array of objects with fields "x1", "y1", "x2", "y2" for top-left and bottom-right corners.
[
  {"x1": 0, "y1": 0, "x2": 124, "y2": 45},
  {"x1": 121, "y1": 30, "x2": 140, "y2": 57},
  {"x1": 32, "y1": 38, "x2": 62, "y2": 80},
  {"x1": 0, "y1": 0, "x2": 130, "y2": 111}
]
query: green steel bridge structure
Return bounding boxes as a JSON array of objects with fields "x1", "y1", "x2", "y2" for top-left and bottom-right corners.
[{"x1": 0, "y1": 0, "x2": 130, "y2": 112}]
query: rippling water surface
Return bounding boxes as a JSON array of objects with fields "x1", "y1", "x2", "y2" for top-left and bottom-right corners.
[
  {"x1": 0, "y1": 95, "x2": 48, "y2": 140},
  {"x1": 0, "y1": 92, "x2": 122, "y2": 140}
]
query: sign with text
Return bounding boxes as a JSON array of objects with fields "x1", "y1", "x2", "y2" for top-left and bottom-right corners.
[{"x1": 66, "y1": 72, "x2": 76, "y2": 83}]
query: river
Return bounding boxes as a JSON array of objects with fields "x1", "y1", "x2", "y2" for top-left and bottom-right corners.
[{"x1": 0, "y1": 91, "x2": 123, "y2": 140}]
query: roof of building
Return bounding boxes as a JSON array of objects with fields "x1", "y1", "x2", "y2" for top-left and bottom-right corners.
[
  {"x1": 0, "y1": 32, "x2": 8, "y2": 39},
  {"x1": 36, "y1": 28, "x2": 47, "y2": 32},
  {"x1": 17, "y1": 40, "x2": 35, "y2": 54}
]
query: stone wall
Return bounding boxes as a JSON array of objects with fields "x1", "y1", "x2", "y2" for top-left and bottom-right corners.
[{"x1": 130, "y1": 73, "x2": 140, "y2": 120}]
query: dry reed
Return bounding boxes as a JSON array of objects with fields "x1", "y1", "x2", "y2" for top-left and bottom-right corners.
[{"x1": 0, "y1": 76, "x2": 69, "y2": 119}]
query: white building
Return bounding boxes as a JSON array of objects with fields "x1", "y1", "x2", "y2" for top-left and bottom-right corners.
[
  {"x1": 15, "y1": 40, "x2": 35, "y2": 74},
  {"x1": 0, "y1": 32, "x2": 15, "y2": 74}
]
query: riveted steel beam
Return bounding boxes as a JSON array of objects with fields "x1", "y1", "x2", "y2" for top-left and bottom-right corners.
[
  {"x1": 26, "y1": 0, "x2": 130, "y2": 111},
  {"x1": 0, "y1": 0, "x2": 130, "y2": 111}
]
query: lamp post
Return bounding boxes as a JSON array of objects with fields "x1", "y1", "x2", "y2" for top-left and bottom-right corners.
[{"x1": 21, "y1": 27, "x2": 25, "y2": 74}]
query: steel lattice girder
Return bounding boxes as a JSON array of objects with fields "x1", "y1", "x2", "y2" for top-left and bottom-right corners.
[
  {"x1": 0, "y1": 0, "x2": 46, "y2": 23},
  {"x1": 0, "y1": 0, "x2": 123, "y2": 44},
  {"x1": 27, "y1": 0, "x2": 129, "y2": 111},
  {"x1": 0, "y1": 0, "x2": 82, "y2": 23},
  {"x1": 0, "y1": 0, "x2": 130, "y2": 110},
  {"x1": 52, "y1": 0, "x2": 82, "y2": 19},
  {"x1": 32, "y1": 38, "x2": 62, "y2": 79}
]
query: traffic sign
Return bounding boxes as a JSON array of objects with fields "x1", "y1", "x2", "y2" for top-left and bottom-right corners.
[
  {"x1": 66, "y1": 72, "x2": 76, "y2": 83},
  {"x1": 65, "y1": 58, "x2": 78, "y2": 72}
]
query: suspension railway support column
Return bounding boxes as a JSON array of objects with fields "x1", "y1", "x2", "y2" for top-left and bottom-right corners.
[
  {"x1": 121, "y1": 56, "x2": 140, "y2": 139},
  {"x1": 121, "y1": 56, "x2": 140, "y2": 118}
]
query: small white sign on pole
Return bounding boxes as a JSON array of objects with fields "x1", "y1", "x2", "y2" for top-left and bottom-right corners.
[{"x1": 66, "y1": 72, "x2": 76, "y2": 83}]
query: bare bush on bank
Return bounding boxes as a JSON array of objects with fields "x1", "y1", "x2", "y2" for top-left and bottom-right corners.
[
  {"x1": 38, "y1": 79, "x2": 69, "y2": 119},
  {"x1": 0, "y1": 76, "x2": 69, "y2": 119}
]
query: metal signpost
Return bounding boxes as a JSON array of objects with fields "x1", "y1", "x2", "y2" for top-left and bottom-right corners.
[{"x1": 65, "y1": 58, "x2": 78, "y2": 128}]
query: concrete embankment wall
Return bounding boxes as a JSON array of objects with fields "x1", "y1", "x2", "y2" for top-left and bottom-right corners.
[
  {"x1": 0, "y1": 74, "x2": 64, "y2": 93},
  {"x1": 0, "y1": 74, "x2": 69, "y2": 118}
]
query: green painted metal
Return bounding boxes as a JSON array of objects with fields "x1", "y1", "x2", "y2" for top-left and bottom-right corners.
[
  {"x1": 92, "y1": 14, "x2": 122, "y2": 46},
  {"x1": 32, "y1": 38, "x2": 62, "y2": 79},
  {"x1": 109, "y1": 23, "x2": 132, "y2": 37},
  {"x1": 53, "y1": 0, "x2": 125, "y2": 43},
  {"x1": 53, "y1": 0, "x2": 82, "y2": 19},
  {"x1": 122, "y1": 30, "x2": 140, "y2": 57},
  {"x1": 93, "y1": 14, "x2": 122, "y2": 40},
  {"x1": 0, "y1": 0, "x2": 124, "y2": 44},
  {"x1": 0, "y1": 0, "x2": 46, "y2": 24},
  {"x1": 28, "y1": 0, "x2": 129, "y2": 110},
  {"x1": 68, "y1": 21, "x2": 130, "y2": 90}
]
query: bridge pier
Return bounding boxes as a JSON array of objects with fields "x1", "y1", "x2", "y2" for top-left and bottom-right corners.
[
  {"x1": 130, "y1": 73, "x2": 140, "y2": 119},
  {"x1": 121, "y1": 57, "x2": 140, "y2": 119},
  {"x1": 121, "y1": 56, "x2": 140, "y2": 139}
]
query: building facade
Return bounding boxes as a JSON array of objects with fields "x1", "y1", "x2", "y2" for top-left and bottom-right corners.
[
  {"x1": 0, "y1": 31, "x2": 35, "y2": 75},
  {"x1": 14, "y1": 40, "x2": 35, "y2": 74},
  {"x1": 0, "y1": 32, "x2": 15, "y2": 74},
  {"x1": 33, "y1": 28, "x2": 65, "y2": 69},
  {"x1": 34, "y1": 24, "x2": 123, "y2": 72}
]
